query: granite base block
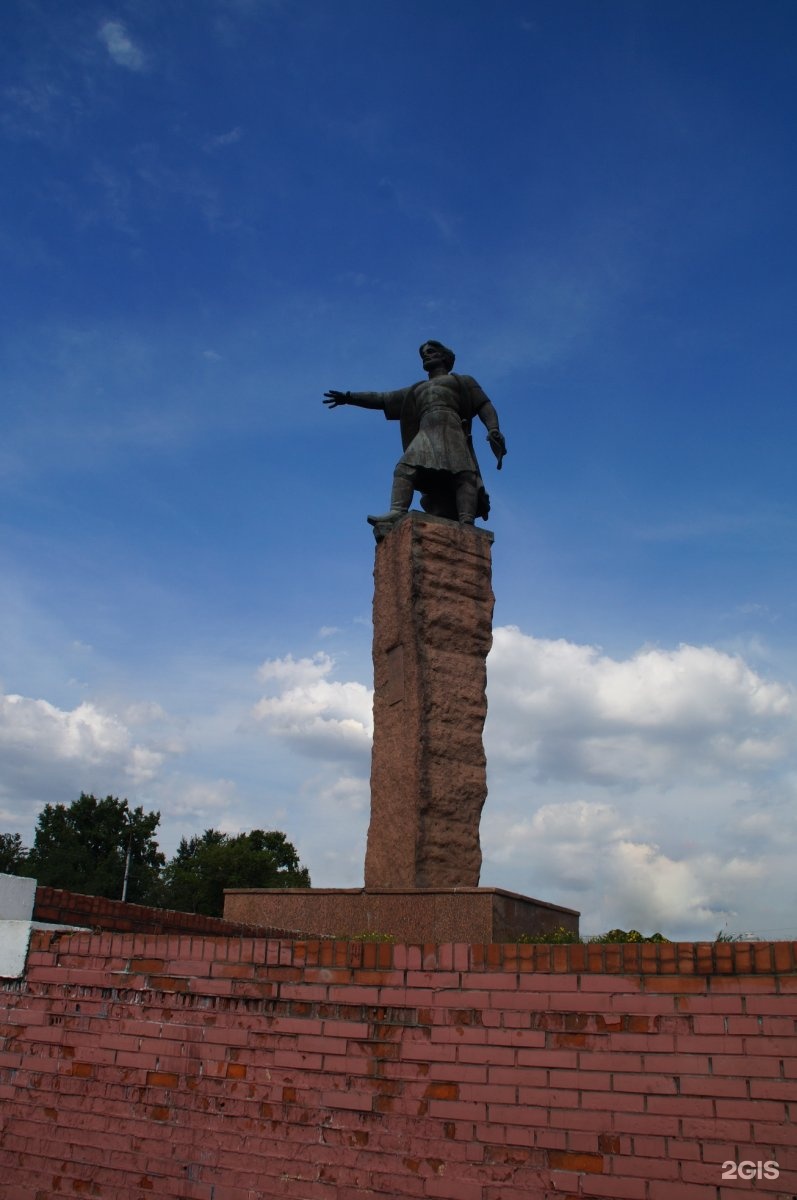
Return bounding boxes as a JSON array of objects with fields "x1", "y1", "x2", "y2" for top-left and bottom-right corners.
[{"x1": 223, "y1": 886, "x2": 579, "y2": 943}]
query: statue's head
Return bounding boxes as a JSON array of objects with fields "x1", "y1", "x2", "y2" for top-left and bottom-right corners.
[{"x1": 420, "y1": 340, "x2": 455, "y2": 372}]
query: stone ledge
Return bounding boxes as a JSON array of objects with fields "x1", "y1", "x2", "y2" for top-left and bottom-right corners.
[{"x1": 223, "y1": 886, "x2": 579, "y2": 943}]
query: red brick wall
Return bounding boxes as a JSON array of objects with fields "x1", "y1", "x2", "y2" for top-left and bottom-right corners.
[
  {"x1": 33, "y1": 885, "x2": 316, "y2": 939},
  {"x1": 1, "y1": 934, "x2": 795, "y2": 1199}
]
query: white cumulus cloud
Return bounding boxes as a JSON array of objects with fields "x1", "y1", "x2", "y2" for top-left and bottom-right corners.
[
  {"x1": 482, "y1": 797, "x2": 772, "y2": 938},
  {"x1": 3, "y1": 626, "x2": 794, "y2": 937},
  {"x1": 204, "y1": 126, "x2": 243, "y2": 150},
  {"x1": 486, "y1": 627, "x2": 794, "y2": 785},
  {"x1": 253, "y1": 653, "x2": 372, "y2": 760},
  {"x1": 0, "y1": 689, "x2": 175, "y2": 814},
  {"x1": 478, "y1": 628, "x2": 797, "y2": 936},
  {"x1": 98, "y1": 20, "x2": 146, "y2": 71}
]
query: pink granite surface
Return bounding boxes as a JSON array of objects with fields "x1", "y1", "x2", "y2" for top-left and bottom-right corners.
[
  {"x1": 223, "y1": 887, "x2": 579, "y2": 942},
  {"x1": 365, "y1": 513, "x2": 494, "y2": 889}
]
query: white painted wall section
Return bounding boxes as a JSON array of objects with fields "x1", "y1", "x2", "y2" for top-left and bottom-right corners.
[{"x1": 0, "y1": 873, "x2": 36, "y2": 921}]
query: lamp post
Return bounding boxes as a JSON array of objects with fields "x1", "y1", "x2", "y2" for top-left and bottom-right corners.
[{"x1": 121, "y1": 821, "x2": 132, "y2": 902}]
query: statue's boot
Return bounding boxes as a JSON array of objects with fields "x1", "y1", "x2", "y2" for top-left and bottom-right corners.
[
  {"x1": 367, "y1": 473, "x2": 414, "y2": 527},
  {"x1": 455, "y1": 473, "x2": 478, "y2": 525}
]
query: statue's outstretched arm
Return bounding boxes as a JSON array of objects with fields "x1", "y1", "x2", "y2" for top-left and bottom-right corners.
[{"x1": 323, "y1": 390, "x2": 385, "y2": 411}]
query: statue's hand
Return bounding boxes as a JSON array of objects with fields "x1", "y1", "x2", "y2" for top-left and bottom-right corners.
[
  {"x1": 488, "y1": 429, "x2": 507, "y2": 469},
  {"x1": 323, "y1": 390, "x2": 349, "y2": 409}
]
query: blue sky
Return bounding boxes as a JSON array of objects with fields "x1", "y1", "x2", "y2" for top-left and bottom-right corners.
[{"x1": 2, "y1": 0, "x2": 797, "y2": 939}]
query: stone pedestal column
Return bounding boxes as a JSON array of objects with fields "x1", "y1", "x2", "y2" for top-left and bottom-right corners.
[{"x1": 364, "y1": 512, "x2": 495, "y2": 889}]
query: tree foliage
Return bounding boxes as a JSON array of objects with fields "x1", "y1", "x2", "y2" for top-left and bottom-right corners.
[
  {"x1": 0, "y1": 832, "x2": 30, "y2": 876},
  {"x1": 27, "y1": 793, "x2": 164, "y2": 904},
  {"x1": 161, "y1": 828, "x2": 311, "y2": 917},
  {"x1": 3, "y1": 796, "x2": 310, "y2": 918}
]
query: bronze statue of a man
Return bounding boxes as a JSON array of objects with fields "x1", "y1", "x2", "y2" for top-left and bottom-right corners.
[{"x1": 324, "y1": 340, "x2": 506, "y2": 529}]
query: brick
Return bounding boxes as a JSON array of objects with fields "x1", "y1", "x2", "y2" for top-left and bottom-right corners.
[
  {"x1": 273, "y1": 1047, "x2": 324, "y2": 1070},
  {"x1": 145, "y1": 1071, "x2": 179, "y2": 1088},
  {"x1": 268, "y1": 1016, "x2": 324, "y2": 1037},
  {"x1": 716, "y1": 1097, "x2": 785, "y2": 1121},
  {"x1": 548, "y1": 1150, "x2": 603, "y2": 1173},
  {"x1": 460, "y1": 971, "x2": 519, "y2": 991},
  {"x1": 721, "y1": 1015, "x2": 759, "y2": 1034},
  {"x1": 674, "y1": 994, "x2": 743, "y2": 1014},
  {"x1": 429, "y1": 1062, "x2": 487, "y2": 1084},
  {"x1": 485, "y1": 990, "x2": 544, "y2": 1011},
  {"x1": 70, "y1": 1062, "x2": 95, "y2": 1078},
  {"x1": 752, "y1": 1121, "x2": 797, "y2": 1146},
  {"x1": 614, "y1": 1152, "x2": 676, "y2": 1180},
  {"x1": 710, "y1": 974, "x2": 777, "y2": 993},
  {"x1": 743, "y1": 1035, "x2": 797, "y2": 1056},
  {"x1": 428, "y1": 1099, "x2": 487, "y2": 1121},
  {"x1": 674, "y1": 1033, "x2": 745, "y2": 1054},
  {"x1": 550, "y1": 1069, "x2": 612, "y2": 1091},
  {"x1": 548, "y1": 1109, "x2": 608, "y2": 1132},
  {"x1": 327, "y1": 985, "x2": 382, "y2": 1005},
  {"x1": 759, "y1": 1015, "x2": 794, "y2": 1035},
  {"x1": 579, "y1": 1051, "x2": 644, "y2": 1071},
  {"x1": 200, "y1": 1026, "x2": 250, "y2": 1046},
  {"x1": 643, "y1": 977, "x2": 709, "y2": 993},
  {"x1": 744, "y1": 994, "x2": 797, "y2": 1014},
  {"x1": 456, "y1": 1045, "x2": 514, "y2": 1065},
  {"x1": 570, "y1": 1132, "x2": 601, "y2": 1153},
  {"x1": 607, "y1": 1031, "x2": 675, "y2": 1052},
  {"x1": 640, "y1": 1053, "x2": 710, "y2": 1074},
  {"x1": 423, "y1": 1082, "x2": 459, "y2": 1100},
  {"x1": 582, "y1": 1091, "x2": 645, "y2": 1112},
  {"x1": 665, "y1": 1137, "x2": 702, "y2": 1161},
  {"x1": 680, "y1": 1075, "x2": 747, "y2": 1097},
  {"x1": 402, "y1": 1040, "x2": 456, "y2": 1063},
  {"x1": 681, "y1": 1117, "x2": 753, "y2": 1139},
  {"x1": 423, "y1": 1178, "x2": 483, "y2": 1200},
  {"x1": 647, "y1": 1095, "x2": 714, "y2": 1116},
  {"x1": 319, "y1": 1089, "x2": 373, "y2": 1112},
  {"x1": 128, "y1": 958, "x2": 167, "y2": 973},
  {"x1": 488, "y1": 1065, "x2": 546, "y2": 1086},
  {"x1": 581, "y1": 1177, "x2": 646, "y2": 1198},
  {"x1": 689, "y1": 1014, "x2": 724, "y2": 1033},
  {"x1": 429, "y1": 1024, "x2": 484, "y2": 1045},
  {"x1": 487, "y1": 1027, "x2": 546, "y2": 1048},
  {"x1": 517, "y1": 973, "x2": 579, "y2": 993},
  {"x1": 553, "y1": 1031, "x2": 593, "y2": 1049},
  {"x1": 772, "y1": 942, "x2": 795, "y2": 971},
  {"x1": 630, "y1": 1134, "x2": 665, "y2": 1156},
  {"x1": 611, "y1": 1113, "x2": 680, "y2": 1136},
  {"x1": 711, "y1": 1054, "x2": 782, "y2": 1077},
  {"x1": 612, "y1": 1070, "x2": 678, "y2": 1094},
  {"x1": 649, "y1": 1184, "x2": 724, "y2": 1200},
  {"x1": 594, "y1": 1013, "x2": 625, "y2": 1032},
  {"x1": 548, "y1": 1168, "x2": 581, "y2": 1195},
  {"x1": 488, "y1": 1103, "x2": 549, "y2": 1128},
  {"x1": 576, "y1": 974, "x2": 642, "y2": 993},
  {"x1": 518, "y1": 1085, "x2": 578, "y2": 1108},
  {"x1": 749, "y1": 1078, "x2": 797, "y2": 1100},
  {"x1": 516, "y1": 1048, "x2": 579, "y2": 1068}
]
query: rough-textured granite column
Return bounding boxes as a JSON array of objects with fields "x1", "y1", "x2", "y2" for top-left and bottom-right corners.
[{"x1": 364, "y1": 512, "x2": 495, "y2": 889}]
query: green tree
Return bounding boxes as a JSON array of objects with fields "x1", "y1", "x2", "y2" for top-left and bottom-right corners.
[
  {"x1": 0, "y1": 832, "x2": 31, "y2": 876},
  {"x1": 162, "y1": 828, "x2": 310, "y2": 917},
  {"x1": 27, "y1": 793, "x2": 164, "y2": 904}
]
